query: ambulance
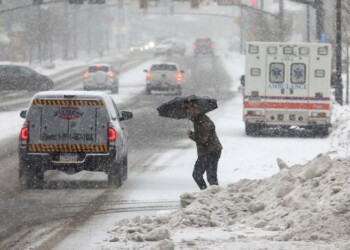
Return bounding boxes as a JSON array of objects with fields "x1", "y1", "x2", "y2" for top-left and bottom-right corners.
[{"x1": 242, "y1": 42, "x2": 332, "y2": 136}]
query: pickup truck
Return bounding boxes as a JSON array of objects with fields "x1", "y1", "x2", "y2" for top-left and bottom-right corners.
[{"x1": 144, "y1": 63, "x2": 184, "y2": 95}]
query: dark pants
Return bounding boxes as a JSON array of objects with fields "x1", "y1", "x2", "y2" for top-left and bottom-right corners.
[{"x1": 192, "y1": 150, "x2": 221, "y2": 190}]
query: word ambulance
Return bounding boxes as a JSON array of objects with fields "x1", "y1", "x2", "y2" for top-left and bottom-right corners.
[{"x1": 242, "y1": 42, "x2": 332, "y2": 136}]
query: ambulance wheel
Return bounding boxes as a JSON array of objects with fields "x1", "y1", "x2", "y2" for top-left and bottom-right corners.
[
  {"x1": 107, "y1": 163, "x2": 123, "y2": 188},
  {"x1": 19, "y1": 163, "x2": 44, "y2": 189},
  {"x1": 245, "y1": 123, "x2": 261, "y2": 136},
  {"x1": 313, "y1": 126, "x2": 329, "y2": 137}
]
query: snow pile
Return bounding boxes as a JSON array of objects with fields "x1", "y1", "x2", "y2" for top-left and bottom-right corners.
[
  {"x1": 330, "y1": 101, "x2": 350, "y2": 158},
  {"x1": 109, "y1": 154, "x2": 350, "y2": 246}
]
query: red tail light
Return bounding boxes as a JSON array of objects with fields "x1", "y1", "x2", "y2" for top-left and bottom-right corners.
[
  {"x1": 20, "y1": 126, "x2": 29, "y2": 141},
  {"x1": 108, "y1": 71, "x2": 115, "y2": 79},
  {"x1": 193, "y1": 44, "x2": 198, "y2": 50},
  {"x1": 108, "y1": 127, "x2": 117, "y2": 141},
  {"x1": 211, "y1": 43, "x2": 215, "y2": 49},
  {"x1": 177, "y1": 72, "x2": 182, "y2": 82},
  {"x1": 83, "y1": 71, "x2": 89, "y2": 79},
  {"x1": 146, "y1": 72, "x2": 151, "y2": 81}
]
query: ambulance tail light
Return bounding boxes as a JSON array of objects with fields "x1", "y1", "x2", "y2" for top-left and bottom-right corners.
[
  {"x1": 146, "y1": 72, "x2": 151, "y2": 81},
  {"x1": 20, "y1": 125, "x2": 29, "y2": 144}
]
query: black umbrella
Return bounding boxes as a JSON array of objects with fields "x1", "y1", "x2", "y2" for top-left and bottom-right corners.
[{"x1": 157, "y1": 95, "x2": 218, "y2": 119}]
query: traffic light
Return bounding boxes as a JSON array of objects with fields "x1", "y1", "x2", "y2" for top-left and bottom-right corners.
[
  {"x1": 140, "y1": 0, "x2": 148, "y2": 9},
  {"x1": 88, "y1": 0, "x2": 106, "y2": 3},
  {"x1": 33, "y1": 0, "x2": 43, "y2": 4},
  {"x1": 69, "y1": 0, "x2": 84, "y2": 3},
  {"x1": 250, "y1": 0, "x2": 256, "y2": 6}
]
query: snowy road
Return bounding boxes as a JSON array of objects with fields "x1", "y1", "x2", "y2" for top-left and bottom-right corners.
[
  {"x1": 0, "y1": 50, "x2": 332, "y2": 249},
  {"x1": 0, "y1": 53, "x2": 234, "y2": 249}
]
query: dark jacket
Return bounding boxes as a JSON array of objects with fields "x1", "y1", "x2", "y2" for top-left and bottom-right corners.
[{"x1": 189, "y1": 114, "x2": 222, "y2": 157}]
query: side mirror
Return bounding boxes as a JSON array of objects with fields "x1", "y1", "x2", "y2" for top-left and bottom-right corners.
[
  {"x1": 20, "y1": 110, "x2": 27, "y2": 118},
  {"x1": 143, "y1": 69, "x2": 148, "y2": 73},
  {"x1": 120, "y1": 111, "x2": 133, "y2": 121},
  {"x1": 240, "y1": 75, "x2": 245, "y2": 86}
]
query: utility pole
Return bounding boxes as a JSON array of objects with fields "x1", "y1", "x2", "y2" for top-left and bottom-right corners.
[
  {"x1": 63, "y1": 0, "x2": 69, "y2": 60},
  {"x1": 306, "y1": 5, "x2": 310, "y2": 42},
  {"x1": 335, "y1": 0, "x2": 343, "y2": 105},
  {"x1": 37, "y1": 4, "x2": 42, "y2": 62},
  {"x1": 290, "y1": 0, "x2": 325, "y2": 41},
  {"x1": 278, "y1": 0, "x2": 285, "y2": 41}
]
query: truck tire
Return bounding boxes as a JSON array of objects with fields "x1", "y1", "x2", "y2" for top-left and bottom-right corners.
[
  {"x1": 107, "y1": 163, "x2": 123, "y2": 188},
  {"x1": 122, "y1": 156, "x2": 128, "y2": 181},
  {"x1": 145, "y1": 88, "x2": 151, "y2": 95},
  {"x1": 175, "y1": 86, "x2": 182, "y2": 96},
  {"x1": 19, "y1": 163, "x2": 44, "y2": 189},
  {"x1": 111, "y1": 85, "x2": 119, "y2": 94}
]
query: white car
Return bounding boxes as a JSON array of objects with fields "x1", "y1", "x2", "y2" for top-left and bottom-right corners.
[
  {"x1": 18, "y1": 91, "x2": 133, "y2": 188},
  {"x1": 153, "y1": 39, "x2": 186, "y2": 56},
  {"x1": 144, "y1": 63, "x2": 184, "y2": 95},
  {"x1": 83, "y1": 64, "x2": 119, "y2": 94}
]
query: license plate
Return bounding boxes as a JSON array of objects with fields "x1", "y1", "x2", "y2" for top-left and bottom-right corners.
[{"x1": 59, "y1": 153, "x2": 78, "y2": 162}]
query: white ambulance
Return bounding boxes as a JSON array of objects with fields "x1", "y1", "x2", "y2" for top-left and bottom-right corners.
[{"x1": 242, "y1": 42, "x2": 332, "y2": 136}]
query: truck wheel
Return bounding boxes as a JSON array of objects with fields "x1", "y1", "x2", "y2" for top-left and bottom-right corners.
[
  {"x1": 19, "y1": 163, "x2": 44, "y2": 189},
  {"x1": 145, "y1": 88, "x2": 151, "y2": 95},
  {"x1": 245, "y1": 123, "x2": 261, "y2": 136},
  {"x1": 175, "y1": 86, "x2": 182, "y2": 96},
  {"x1": 122, "y1": 156, "x2": 128, "y2": 181},
  {"x1": 111, "y1": 85, "x2": 119, "y2": 94},
  {"x1": 107, "y1": 163, "x2": 123, "y2": 188}
]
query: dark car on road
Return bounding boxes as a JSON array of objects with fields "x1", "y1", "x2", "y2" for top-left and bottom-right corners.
[
  {"x1": 193, "y1": 37, "x2": 215, "y2": 57},
  {"x1": 0, "y1": 65, "x2": 54, "y2": 92}
]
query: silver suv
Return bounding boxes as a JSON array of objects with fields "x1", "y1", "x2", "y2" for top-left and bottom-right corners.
[
  {"x1": 18, "y1": 91, "x2": 133, "y2": 188},
  {"x1": 153, "y1": 39, "x2": 186, "y2": 56},
  {"x1": 83, "y1": 64, "x2": 119, "y2": 94}
]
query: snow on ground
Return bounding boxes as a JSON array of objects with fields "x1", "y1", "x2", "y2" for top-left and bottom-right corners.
[{"x1": 52, "y1": 48, "x2": 350, "y2": 249}]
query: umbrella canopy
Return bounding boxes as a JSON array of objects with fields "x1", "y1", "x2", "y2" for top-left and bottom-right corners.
[{"x1": 157, "y1": 95, "x2": 218, "y2": 119}]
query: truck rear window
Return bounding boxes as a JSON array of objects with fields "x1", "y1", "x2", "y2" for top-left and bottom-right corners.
[
  {"x1": 88, "y1": 66, "x2": 109, "y2": 73},
  {"x1": 150, "y1": 64, "x2": 177, "y2": 71}
]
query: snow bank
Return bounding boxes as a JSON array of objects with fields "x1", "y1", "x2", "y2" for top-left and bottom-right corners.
[{"x1": 108, "y1": 153, "x2": 350, "y2": 247}]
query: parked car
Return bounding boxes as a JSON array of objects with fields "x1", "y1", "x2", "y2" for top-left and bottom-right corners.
[
  {"x1": 193, "y1": 37, "x2": 215, "y2": 57},
  {"x1": 83, "y1": 64, "x2": 119, "y2": 93},
  {"x1": 153, "y1": 39, "x2": 186, "y2": 56},
  {"x1": 18, "y1": 90, "x2": 133, "y2": 188},
  {"x1": 0, "y1": 64, "x2": 54, "y2": 92},
  {"x1": 144, "y1": 63, "x2": 184, "y2": 95}
]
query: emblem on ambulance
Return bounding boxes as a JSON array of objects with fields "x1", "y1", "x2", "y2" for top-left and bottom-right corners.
[{"x1": 54, "y1": 106, "x2": 84, "y2": 120}]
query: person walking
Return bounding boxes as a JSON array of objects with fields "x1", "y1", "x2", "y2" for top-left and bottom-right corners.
[{"x1": 185, "y1": 100, "x2": 223, "y2": 190}]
